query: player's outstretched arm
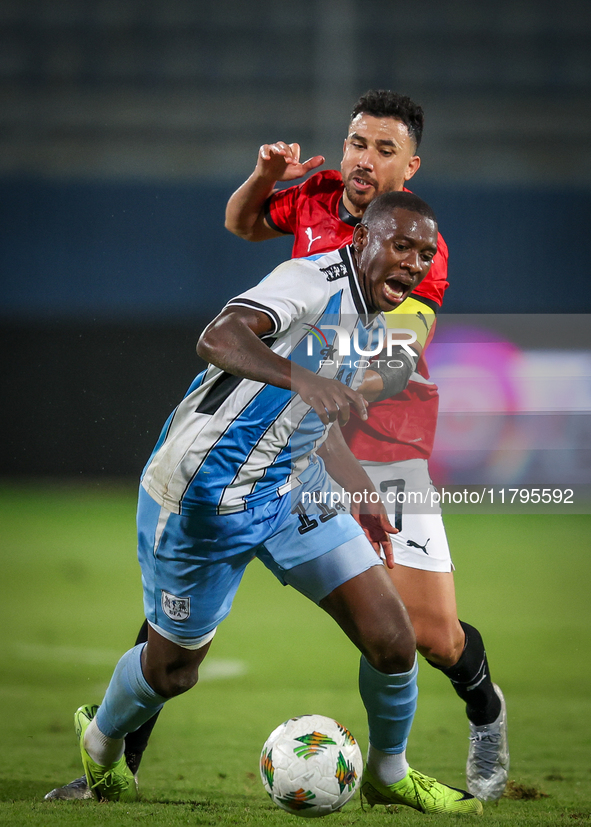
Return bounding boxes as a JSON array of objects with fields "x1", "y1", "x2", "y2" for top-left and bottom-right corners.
[
  {"x1": 224, "y1": 142, "x2": 324, "y2": 241},
  {"x1": 318, "y1": 423, "x2": 397, "y2": 567},
  {"x1": 197, "y1": 306, "x2": 366, "y2": 427}
]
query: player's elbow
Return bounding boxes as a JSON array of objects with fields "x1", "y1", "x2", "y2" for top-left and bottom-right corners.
[
  {"x1": 224, "y1": 214, "x2": 245, "y2": 237},
  {"x1": 224, "y1": 209, "x2": 274, "y2": 242},
  {"x1": 224, "y1": 219, "x2": 261, "y2": 242},
  {"x1": 224, "y1": 207, "x2": 254, "y2": 240},
  {"x1": 197, "y1": 323, "x2": 222, "y2": 363},
  {"x1": 196, "y1": 332, "x2": 215, "y2": 363}
]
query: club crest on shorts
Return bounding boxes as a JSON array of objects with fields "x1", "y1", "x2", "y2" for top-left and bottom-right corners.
[{"x1": 161, "y1": 590, "x2": 190, "y2": 621}]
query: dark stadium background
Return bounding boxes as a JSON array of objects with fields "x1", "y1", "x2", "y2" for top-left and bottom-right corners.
[{"x1": 1, "y1": 0, "x2": 590, "y2": 477}]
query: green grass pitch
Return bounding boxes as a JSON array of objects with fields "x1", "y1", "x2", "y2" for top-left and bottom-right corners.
[{"x1": 0, "y1": 481, "x2": 589, "y2": 826}]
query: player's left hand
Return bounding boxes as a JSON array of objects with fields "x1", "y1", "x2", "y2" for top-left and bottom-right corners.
[{"x1": 351, "y1": 501, "x2": 397, "y2": 568}]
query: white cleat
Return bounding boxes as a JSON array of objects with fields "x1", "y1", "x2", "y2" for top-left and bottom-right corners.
[{"x1": 466, "y1": 684, "x2": 509, "y2": 801}]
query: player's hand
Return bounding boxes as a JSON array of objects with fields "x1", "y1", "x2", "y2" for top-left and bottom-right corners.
[
  {"x1": 256, "y1": 142, "x2": 325, "y2": 183},
  {"x1": 350, "y1": 501, "x2": 398, "y2": 568},
  {"x1": 293, "y1": 372, "x2": 367, "y2": 426}
]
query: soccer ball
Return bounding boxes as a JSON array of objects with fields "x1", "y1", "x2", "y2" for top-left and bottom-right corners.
[{"x1": 260, "y1": 714, "x2": 364, "y2": 818}]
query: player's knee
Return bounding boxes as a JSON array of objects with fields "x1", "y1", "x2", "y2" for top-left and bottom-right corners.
[
  {"x1": 150, "y1": 662, "x2": 200, "y2": 698},
  {"x1": 364, "y1": 625, "x2": 416, "y2": 675},
  {"x1": 416, "y1": 624, "x2": 464, "y2": 668},
  {"x1": 167, "y1": 668, "x2": 200, "y2": 697},
  {"x1": 144, "y1": 629, "x2": 212, "y2": 698},
  {"x1": 143, "y1": 647, "x2": 205, "y2": 698}
]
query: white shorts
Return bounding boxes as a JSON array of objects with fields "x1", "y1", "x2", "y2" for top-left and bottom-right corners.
[{"x1": 359, "y1": 459, "x2": 452, "y2": 573}]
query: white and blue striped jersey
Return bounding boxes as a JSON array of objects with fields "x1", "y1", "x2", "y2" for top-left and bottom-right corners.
[{"x1": 141, "y1": 246, "x2": 385, "y2": 515}]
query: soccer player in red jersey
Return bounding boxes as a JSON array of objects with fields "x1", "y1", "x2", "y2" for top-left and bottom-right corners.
[{"x1": 224, "y1": 90, "x2": 509, "y2": 803}]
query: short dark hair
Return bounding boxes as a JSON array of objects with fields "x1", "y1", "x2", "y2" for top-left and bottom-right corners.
[
  {"x1": 350, "y1": 90, "x2": 424, "y2": 150},
  {"x1": 362, "y1": 191, "x2": 437, "y2": 227}
]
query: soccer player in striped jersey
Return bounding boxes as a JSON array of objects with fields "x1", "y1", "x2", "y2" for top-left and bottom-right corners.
[
  {"x1": 222, "y1": 90, "x2": 508, "y2": 803},
  {"x1": 61, "y1": 193, "x2": 482, "y2": 814}
]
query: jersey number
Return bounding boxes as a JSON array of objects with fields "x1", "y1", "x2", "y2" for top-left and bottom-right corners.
[
  {"x1": 293, "y1": 501, "x2": 338, "y2": 535},
  {"x1": 379, "y1": 478, "x2": 406, "y2": 532}
]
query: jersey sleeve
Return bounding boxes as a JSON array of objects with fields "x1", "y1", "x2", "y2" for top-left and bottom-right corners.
[
  {"x1": 226, "y1": 259, "x2": 329, "y2": 336},
  {"x1": 264, "y1": 184, "x2": 301, "y2": 235}
]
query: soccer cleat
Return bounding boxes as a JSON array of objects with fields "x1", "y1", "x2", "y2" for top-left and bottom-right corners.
[
  {"x1": 466, "y1": 683, "x2": 509, "y2": 801},
  {"x1": 75, "y1": 704, "x2": 138, "y2": 802},
  {"x1": 362, "y1": 766, "x2": 483, "y2": 815},
  {"x1": 44, "y1": 776, "x2": 92, "y2": 801}
]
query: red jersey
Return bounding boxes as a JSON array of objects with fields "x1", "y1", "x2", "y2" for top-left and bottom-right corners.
[{"x1": 265, "y1": 169, "x2": 448, "y2": 462}]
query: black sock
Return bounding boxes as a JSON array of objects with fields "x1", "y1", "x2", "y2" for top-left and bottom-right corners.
[
  {"x1": 427, "y1": 620, "x2": 501, "y2": 726},
  {"x1": 124, "y1": 619, "x2": 162, "y2": 774}
]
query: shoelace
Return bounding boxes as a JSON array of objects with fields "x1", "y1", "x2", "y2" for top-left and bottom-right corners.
[
  {"x1": 469, "y1": 731, "x2": 502, "y2": 775},
  {"x1": 90, "y1": 765, "x2": 131, "y2": 795},
  {"x1": 409, "y1": 770, "x2": 439, "y2": 802}
]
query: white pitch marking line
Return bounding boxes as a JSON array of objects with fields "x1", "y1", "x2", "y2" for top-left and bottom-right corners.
[{"x1": 14, "y1": 643, "x2": 247, "y2": 680}]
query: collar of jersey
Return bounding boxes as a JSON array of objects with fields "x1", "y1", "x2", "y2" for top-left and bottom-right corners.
[
  {"x1": 338, "y1": 197, "x2": 361, "y2": 227},
  {"x1": 339, "y1": 245, "x2": 377, "y2": 326}
]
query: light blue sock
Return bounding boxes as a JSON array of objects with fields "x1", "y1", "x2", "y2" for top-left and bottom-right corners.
[
  {"x1": 95, "y1": 644, "x2": 167, "y2": 739},
  {"x1": 359, "y1": 654, "x2": 418, "y2": 754}
]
